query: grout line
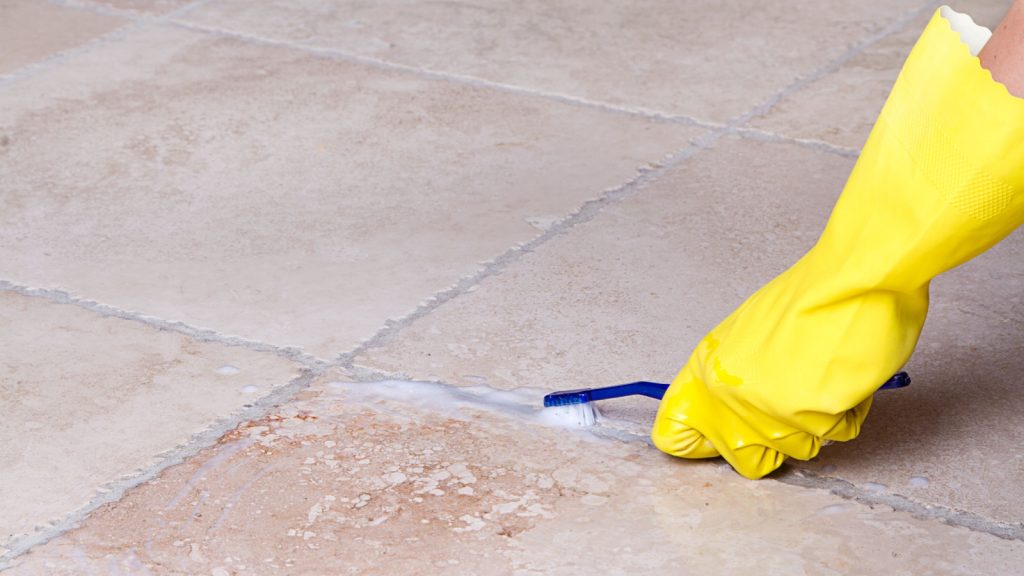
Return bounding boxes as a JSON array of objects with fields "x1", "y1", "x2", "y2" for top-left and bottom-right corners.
[
  {"x1": 0, "y1": 21, "x2": 143, "y2": 89},
  {"x1": 0, "y1": 0, "x2": 960, "y2": 562},
  {"x1": 334, "y1": 128, "x2": 726, "y2": 367},
  {"x1": 0, "y1": 0, "x2": 218, "y2": 90},
  {"x1": 779, "y1": 469, "x2": 1024, "y2": 542},
  {"x1": 166, "y1": 18, "x2": 719, "y2": 130},
  {"x1": 729, "y1": 0, "x2": 940, "y2": 126},
  {"x1": 732, "y1": 126, "x2": 861, "y2": 158},
  {"x1": 44, "y1": 0, "x2": 156, "y2": 20},
  {"x1": 0, "y1": 280, "x2": 329, "y2": 368},
  {"x1": 334, "y1": 2, "x2": 935, "y2": 366},
  {"x1": 0, "y1": 368, "x2": 322, "y2": 568},
  {"x1": 44, "y1": 0, "x2": 896, "y2": 162},
  {"x1": 338, "y1": 366, "x2": 1024, "y2": 544}
]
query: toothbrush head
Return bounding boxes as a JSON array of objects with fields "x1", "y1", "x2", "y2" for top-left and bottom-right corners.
[
  {"x1": 542, "y1": 388, "x2": 594, "y2": 407},
  {"x1": 542, "y1": 401, "x2": 598, "y2": 426}
]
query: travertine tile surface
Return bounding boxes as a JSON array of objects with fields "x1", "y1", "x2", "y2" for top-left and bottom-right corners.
[
  {"x1": 357, "y1": 137, "x2": 846, "y2": 393},
  {"x1": 3, "y1": 0, "x2": 1023, "y2": 570},
  {"x1": 8, "y1": 375, "x2": 1023, "y2": 575},
  {"x1": 76, "y1": 0, "x2": 193, "y2": 16},
  {"x1": 179, "y1": 0, "x2": 923, "y2": 122},
  {"x1": 803, "y1": 234, "x2": 1024, "y2": 524},
  {"x1": 0, "y1": 0, "x2": 124, "y2": 75},
  {"x1": 357, "y1": 136, "x2": 1024, "y2": 522},
  {"x1": 0, "y1": 292, "x2": 300, "y2": 550},
  {"x1": 0, "y1": 25, "x2": 700, "y2": 359},
  {"x1": 749, "y1": 1, "x2": 1011, "y2": 148}
]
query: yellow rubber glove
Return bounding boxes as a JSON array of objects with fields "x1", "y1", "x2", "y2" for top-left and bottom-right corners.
[{"x1": 652, "y1": 6, "x2": 1024, "y2": 479}]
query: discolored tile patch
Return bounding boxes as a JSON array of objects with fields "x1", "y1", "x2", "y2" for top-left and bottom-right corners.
[
  {"x1": 0, "y1": 0, "x2": 124, "y2": 75},
  {"x1": 9, "y1": 376, "x2": 1024, "y2": 575}
]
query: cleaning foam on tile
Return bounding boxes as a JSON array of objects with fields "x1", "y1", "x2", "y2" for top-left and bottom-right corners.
[
  {"x1": 908, "y1": 476, "x2": 930, "y2": 488},
  {"x1": 329, "y1": 379, "x2": 610, "y2": 431}
]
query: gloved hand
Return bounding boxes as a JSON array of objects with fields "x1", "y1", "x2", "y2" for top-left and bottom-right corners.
[{"x1": 652, "y1": 6, "x2": 1024, "y2": 479}]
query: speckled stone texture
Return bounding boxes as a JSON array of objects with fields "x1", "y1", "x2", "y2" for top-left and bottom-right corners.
[{"x1": 2, "y1": 0, "x2": 1022, "y2": 573}]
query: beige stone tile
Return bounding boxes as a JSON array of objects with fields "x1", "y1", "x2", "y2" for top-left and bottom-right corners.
[
  {"x1": 801, "y1": 233, "x2": 1024, "y2": 524},
  {"x1": 357, "y1": 136, "x2": 848, "y2": 393},
  {"x1": 0, "y1": 0, "x2": 124, "y2": 75},
  {"x1": 357, "y1": 136, "x2": 1024, "y2": 522},
  {"x1": 0, "y1": 292, "x2": 301, "y2": 551},
  {"x1": 78, "y1": 0, "x2": 192, "y2": 16},
  {"x1": 0, "y1": 25, "x2": 701, "y2": 359},
  {"x1": 750, "y1": 1, "x2": 1011, "y2": 148},
  {"x1": 179, "y1": 0, "x2": 921, "y2": 122},
  {"x1": 9, "y1": 374, "x2": 1023, "y2": 575}
]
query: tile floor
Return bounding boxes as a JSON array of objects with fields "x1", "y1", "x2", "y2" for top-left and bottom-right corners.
[{"x1": 1, "y1": 0, "x2": 1021, "y2": 574}]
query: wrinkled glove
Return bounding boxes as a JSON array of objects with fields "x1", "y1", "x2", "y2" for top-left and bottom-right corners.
[{"x1": 653, "y1": 6, "x2": 1024, "y2": 479}]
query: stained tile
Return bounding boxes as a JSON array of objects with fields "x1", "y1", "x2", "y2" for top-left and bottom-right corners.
[
  {"x1": 179, "y1": 0, "x2": 922, "y2": 122},
  {"x1": 0, "y1": 292, "x2": 300, "y2": 551},
  {"x1": 0, "y1": 25, "x2": 701, "y2": 359},
  {"x1": 8, "y1": 374, "x2": 1023, "y2": 574},
  {"x1": 357, "y1": 136, "x2": 1024, "y2": 521}
]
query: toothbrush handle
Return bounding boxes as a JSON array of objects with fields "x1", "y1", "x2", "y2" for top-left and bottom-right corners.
[
  {"x1": 593, "y1": 372, "x2": 909, "y2": 401},
  {"x1": 588, "y1": 381, "x2": 670, "y2": 401}
]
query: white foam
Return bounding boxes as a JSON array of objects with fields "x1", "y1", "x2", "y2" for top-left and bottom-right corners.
[
  {"x1": 216, "y1": 365, "x2": 240, "y2": 376},
  {"x1": 862, "y1": 482, "x2": 888, "y2": 493},
  {"x1": 241, "y1": 385, "x2": 259, "y2": 394},
  {"x1": 908, "y1": 476, "x2": 930, "y2": 488},
  {"x1": 329, "y1": 379, "x2": 607, "y2": 430}
]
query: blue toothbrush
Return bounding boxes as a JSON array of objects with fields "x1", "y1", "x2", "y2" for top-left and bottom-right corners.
[{"x1": 542, "y1": 372, "x2": 910, "y2": 426}]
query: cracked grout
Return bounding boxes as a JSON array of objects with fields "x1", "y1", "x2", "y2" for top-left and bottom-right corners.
[
  {"x1": 0, "y1": 281, "x2": 329, "y2": 369},
  {"x1": 0, "y1": 368, "x2": 323, "y2": 569}
]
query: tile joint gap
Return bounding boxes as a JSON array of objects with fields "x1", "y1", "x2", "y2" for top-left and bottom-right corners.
[
  {"x1": 779, "y1": 470, "x2": 1024, "y2": 542},
  {"x1": 1, "y1": 0, "x2": 218, "y2": 90},
  {"x1": 0, "y1": 280, "x2": 328, "y2": 368},
  {"x1": 165, "y1": 18, "x2": 720, "y2": 130},
  {"x1": 334, "y1": 127, "x2": 728, "y2": 366},
  {"x1": 0, "y1": 367, "x2": 323, "y2": 568},
  {"x1": 333, "y1": 0, "x2": 930, "y2": 365}
]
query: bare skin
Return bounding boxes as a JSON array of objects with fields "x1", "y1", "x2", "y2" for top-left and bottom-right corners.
[{"x1": 979, "y1": 0, "x2": 1024, "y2": 97}]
